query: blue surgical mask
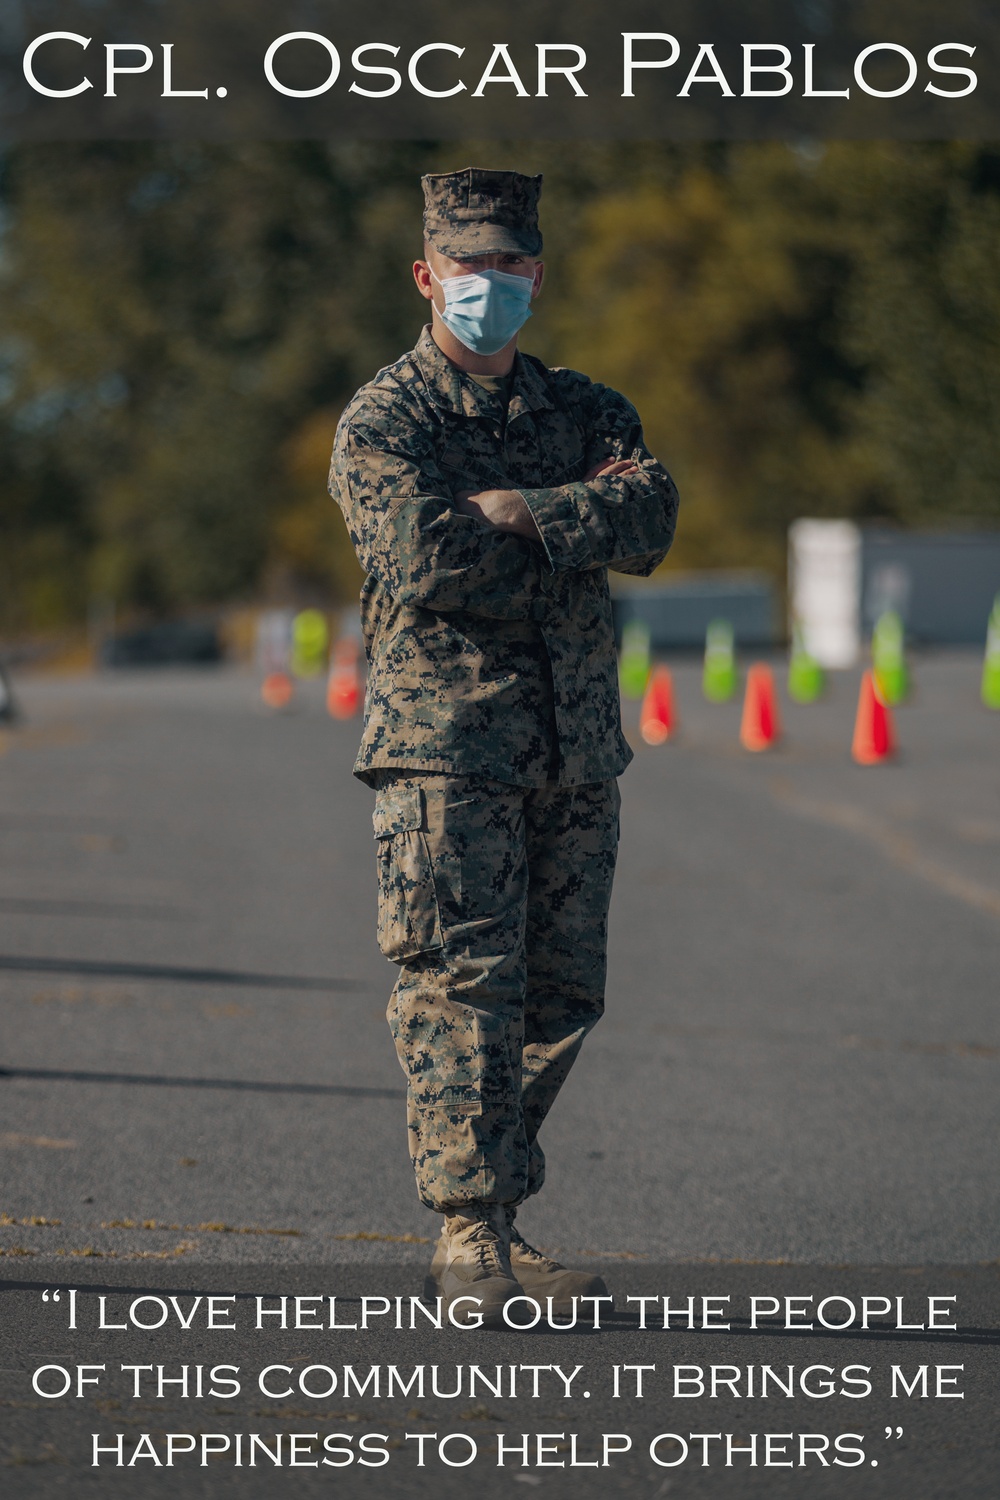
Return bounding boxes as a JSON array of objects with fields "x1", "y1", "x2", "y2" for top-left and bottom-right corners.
[{"x1": 431, "y1": 267, "x2": 534, "y2": 355}]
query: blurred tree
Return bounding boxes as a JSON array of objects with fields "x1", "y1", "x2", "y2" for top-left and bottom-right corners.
[
  {"x1": 0, "y1": 140, "x2": 996, "y2": 633},
  {"x1": 544, "y1": 141, "x2": 1000, "y2": 570},
  {"x1": 0, "y1": 141, "x2": 425, "y2": 629},
  {"x1": 545, "y1": 146, "x2": 870, "y2": 572},
  {"x1": 270, "y1": 407, "x2": 365, "y2": 604},
  {"x1": 832, "y1": 143, "x2": 1000, "y2": 526}
]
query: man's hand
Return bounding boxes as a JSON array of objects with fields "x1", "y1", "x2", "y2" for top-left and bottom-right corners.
[
  {"x1": 455, "y1": 488, "x2": 540, "y2": 540},
  {"x1": 455, "y1": 458, "x2": 639, "y2": 539},
  {"x1": 582, "y1": 456, "x2": 640, "y2": 482}
]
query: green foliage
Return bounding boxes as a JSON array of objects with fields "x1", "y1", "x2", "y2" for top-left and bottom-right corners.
[
  {"x1": 0, "y1": 141, "x2": 425, "y2": 628},
  {"x1": 0, "y1": 141, "x2": 997, "y2": 632},
  {"x1": 832, "y1": 144, "x2": 1000, "y2": 525},
  {"x1": 544, "y1": 153, "x2": 858, "y2": 569}
]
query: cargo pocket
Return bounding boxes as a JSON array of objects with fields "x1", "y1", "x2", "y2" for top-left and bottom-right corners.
[{"x1": 373, "y1": 785, "x2": 444, "y2": 963}]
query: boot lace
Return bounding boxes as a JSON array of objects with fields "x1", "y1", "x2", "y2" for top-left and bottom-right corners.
[
  {"x1": 510, "y1": 1224, "x2": 561, "y2": 1272},
  {"x1": 454, "y1": 1215, "x2": 506, "y2": 1274}
]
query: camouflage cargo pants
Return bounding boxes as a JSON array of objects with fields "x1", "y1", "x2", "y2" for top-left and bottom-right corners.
[{"x1": 372, "y1": 771, "x2": 620, "y2": 1212}]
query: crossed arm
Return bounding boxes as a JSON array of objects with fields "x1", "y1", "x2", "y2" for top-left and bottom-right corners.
[
  {"x1": 452, "y1": 384, "x2": 679, "y2": 576},
  {"x1": 455, "y1": 457, "x2": 640, "y2": 542},
  {"x1": 331, "y1": 386, "x2": 678, "y2": 619}
]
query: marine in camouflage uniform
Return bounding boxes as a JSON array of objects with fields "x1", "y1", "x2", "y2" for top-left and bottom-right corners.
[{"x1": 330, "y1": 169, "x2": 678, "y2": 1260}]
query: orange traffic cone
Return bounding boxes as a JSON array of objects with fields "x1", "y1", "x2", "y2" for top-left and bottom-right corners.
[
  {"x1": 740, "y1": 663, "x2": 781, "y2": 751},
  {"x1": 326, "y1": 636, "x2": 362, "y2": 719},
  {"x1": 639, "y1": 665, "x2": 676, "y2": 745},
  {"x1": 852, "y1": 670, "x2": 895, "y2": 765},
  {"x1": 261, "y1": 671, "x2": 293, "y2": 710}
]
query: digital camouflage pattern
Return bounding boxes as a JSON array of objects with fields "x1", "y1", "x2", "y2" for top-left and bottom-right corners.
[
  {"x1": 332, "y1": 293, "x2": 678, "y2": 1213},
  {"x1": 372, "y1": 769, "x2": 620, "y2": 1210},
  {"x1": 329, "y1": 325, "x2": 679, "y2": 787},
  {"x1": 421, "y1": 168, "x2": 543, "y2": 258}
]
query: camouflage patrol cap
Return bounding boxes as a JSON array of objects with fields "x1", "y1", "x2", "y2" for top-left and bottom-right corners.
[{"x1": 421, "y1": 168, "x2": 543, "y2": 258}]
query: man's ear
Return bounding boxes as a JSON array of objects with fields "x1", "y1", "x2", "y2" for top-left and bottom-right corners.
[
  {"x1": 413, "y1": 260, "x2": 434, "y2": 302},
  {"x1": 531, "y1": 261, "x2": 545, "y2": 298}
]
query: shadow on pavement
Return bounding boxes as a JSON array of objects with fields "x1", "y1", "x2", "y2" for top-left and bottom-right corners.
[
  {"x1": 0, "y1": 955, "x2": 365, "y2": 991},
  {"x1": 0, "y1": 1066, "x2": 402, "y2": 1100}
]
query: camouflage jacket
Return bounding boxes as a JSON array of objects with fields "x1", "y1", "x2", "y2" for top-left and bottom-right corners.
[{"x1": 330, "y1": 325, "x2": 679, "y2": 787}]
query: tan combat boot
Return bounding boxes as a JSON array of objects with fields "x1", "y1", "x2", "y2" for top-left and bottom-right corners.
[
  {"x1": 508, "y1": 1214, "x2": 609, "y2": 1315},
  {"x1": 426, "y1": 1203, "x2": 520, "y2": 1328}
]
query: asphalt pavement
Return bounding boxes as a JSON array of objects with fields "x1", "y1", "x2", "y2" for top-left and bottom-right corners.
[{"x1": 1, "y1": 653, "x2": 997, "y2": 1496}]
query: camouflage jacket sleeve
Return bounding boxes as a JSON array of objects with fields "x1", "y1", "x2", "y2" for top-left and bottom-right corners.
[
  {"x1": 518, "y1": 383, "x2": 679, "y2": 577},
  {"x1": 332, "y1": 417, "x2": 549, "y2": 621}
]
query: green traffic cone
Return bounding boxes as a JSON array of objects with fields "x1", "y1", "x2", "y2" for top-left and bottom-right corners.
[
  {"x1": 982, "y1": 595, "x2": 1000, "y2": 711},
  {"x1": 787, "y1": 622, "x2": 824, "y2": 704},
  {"x1": 872, "y1": 609, "x2": 908, "y2": 706},
  {"x1": 291, "y1": 609, "x2": 330, "y2": 678},
  {"x1": 619, "y1": 619, "x2": 651, "y2": 699},
  {"x1": 703, "y1": 619, "x2": 738, "y2": 703}
]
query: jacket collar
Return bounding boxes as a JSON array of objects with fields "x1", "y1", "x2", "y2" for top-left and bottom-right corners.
[{"x1": 413, "y1": 325, "x2": 556, "y2": 420}]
